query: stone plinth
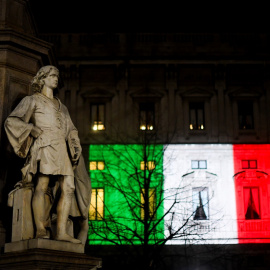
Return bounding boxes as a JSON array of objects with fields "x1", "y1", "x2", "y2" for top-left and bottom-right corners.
[
  {"x1": 10, "y1": 187, "x2": 34, "y2": 242},
  {"x1": 4, "y1": 239, "x2": 85, "y2": 254},
  {"x1": 0, "y1": 242, "x2": 102, "y2": 270}
]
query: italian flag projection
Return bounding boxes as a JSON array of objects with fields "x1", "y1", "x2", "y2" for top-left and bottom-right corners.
[
  {"x1": 88, "y1": 144, "x2": 270, "y2": 245},
  {"x1": 233, "y1": 144, "x2": 270, "y2": 243},
  {"x1": 88, "y1": 144, "x2": 164, "y2": 245}
]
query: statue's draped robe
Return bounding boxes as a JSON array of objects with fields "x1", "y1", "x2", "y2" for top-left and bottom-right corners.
[{"x1": 5, "y1": 93, "x2": 91, "y2": 219}]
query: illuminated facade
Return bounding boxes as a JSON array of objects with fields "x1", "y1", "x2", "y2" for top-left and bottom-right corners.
[
  {"x1": 27, "y1": 33, "x2": 270, "y2": 247},
  {"x1": 87, "y1": 143, "x2": 270, "y2": 245},
  {"x1": 88, "y1": 144, "x2": 164, "y2": 245}
]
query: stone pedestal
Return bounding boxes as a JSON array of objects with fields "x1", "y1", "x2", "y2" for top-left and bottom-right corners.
[
  {"x1": 10, "y1": 187, "x2": 34, "y2": 242},
  {"x1": 5, "y1": 239, "x2": 84, "y2": 254},
  {"x1": 0, "y1": 240, "x2": 102, "y2": 270}
]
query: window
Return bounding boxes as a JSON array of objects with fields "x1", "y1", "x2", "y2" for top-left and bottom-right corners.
[
  {"x1": 139, "y1": 103, "x2": 154, "y2": 131},
  {"x1": 189, "y1": 102, "x2": 205, "y2": 130},
  {"x1": 244, "y1": 187, "x2": 260, "y2": 220},
  {"x1": 141, "y1": 188, "x2": 156, "y2": 220},
  {"x1": 242, "y1": 160, "x2": 257, "y2": 169},
  {"x1": 191, "y1": 160, "x2": 207, "y2": 169},
  {"x1": 140, "y1": 161, "x2": 155, "y2": 170},
  {"x1": 91, "y1": 104, "x2": 105, "y2": 131},
  {"x1": 89, "y1": 161, "x2": 105, "y2": 170},
  {"x1": 89, "y1": 188, "x2": 104, "y2": 220},
  {"x1": 193, "y1": 187, "x2": 209, "y2": 220},
  {"x1": 238, "y1": 101, "x2": 254, "y2": 130}
]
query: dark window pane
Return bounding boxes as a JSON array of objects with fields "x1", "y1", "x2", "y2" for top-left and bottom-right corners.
[
  {"x1": 242, "y1": 160, "x2": 257, "y2": 169},
  {"x1": 238, "y1": 101, "x2": 254, "y2": 130},
  {"x1": 242, "y1": 160, "x2": 249, "y2": 169},
  {"x1": 139, "y1": 103, "x2": 155, "y2": 130},
  {"x1": 193, "y1": 188, "x2": 209, "y2": 220},
  {"x1": 249, "y1": 160, "x2": 257, "y2": 169},
  {"x1": 91, "y1": 104, "x2": 105, "y2": 131},
  {"x1": 189, "y1": 102, "x2": 205, "y2": 130},
  {"x1": 244, "y1": 187, "x2": 260, "y2": 220}
]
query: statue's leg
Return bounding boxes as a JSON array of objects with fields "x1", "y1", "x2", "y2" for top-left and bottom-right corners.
[
  {"x1": 32, "y1": 174, "x2": 50, "y2": 238},
  {"x1": 55, "y1": 175, "x2": 81, "y2": 244},
  {"x1": 77, "y1": 217, "x2": 89, "y2": 245}
]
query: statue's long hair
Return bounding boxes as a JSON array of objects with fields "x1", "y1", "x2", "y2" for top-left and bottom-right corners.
[{"x1": 31, "y1": 65, "x2": 59, "y2": 93}]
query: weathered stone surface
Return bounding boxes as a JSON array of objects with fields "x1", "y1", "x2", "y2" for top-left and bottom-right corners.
[
  {"x1": 4, "y1": 238, "x2": 85, "y2": 253},
  {"x1": 10, "y1": 187, "x2": 34, "y2": 242},
  {"x1": 0, "y1": 248, "x2": 102, "y2": 270}
]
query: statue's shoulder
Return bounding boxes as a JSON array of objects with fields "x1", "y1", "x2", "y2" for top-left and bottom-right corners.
[
  {"x1": 16, "y1": 94, "x2": 36, "y2": 106},
  {"x1": 32, "y1": 93, "x2": 40, "y2": 100},
  {"x1": 30, "y1": 93, "x2": 45, "y2": 104}
]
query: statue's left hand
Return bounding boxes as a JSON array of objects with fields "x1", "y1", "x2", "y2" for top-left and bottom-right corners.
[{"x1": 72, "y1": 147, "x2": 81, "y2": 164}]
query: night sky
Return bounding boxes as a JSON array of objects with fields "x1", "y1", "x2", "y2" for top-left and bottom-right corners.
[{"x1": 28, "y1": 1, "x2": 269, "y2": 34}]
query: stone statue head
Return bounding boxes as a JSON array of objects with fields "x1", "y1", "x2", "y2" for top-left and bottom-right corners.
[{"x1": 31, "y1": 65, "x2": 59, "y2": 93}]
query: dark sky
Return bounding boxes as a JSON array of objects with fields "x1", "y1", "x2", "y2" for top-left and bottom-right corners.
[{"x1": 28, "y1": 1, "x2": 269, "y2": 34}]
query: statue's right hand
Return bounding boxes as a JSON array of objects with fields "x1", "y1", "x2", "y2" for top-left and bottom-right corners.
[{"x1": 31, "y1": 126, "x2": 42, "y2": 138}]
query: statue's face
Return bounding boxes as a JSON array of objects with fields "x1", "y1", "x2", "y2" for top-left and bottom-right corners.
[{"x1": 43, "y1": 69, "x2": 59, "y2": 90}]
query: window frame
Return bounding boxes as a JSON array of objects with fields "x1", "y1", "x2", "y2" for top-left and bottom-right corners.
[
  {"x1": 89, "y1": 188, "x2": 105, "y2": 221},
  {"x1": 89, "y1": 161, "x2": 105, "y2": 171},
  {"x1": 140, "y1": 160, "x2": 156, "y2": 171},
  {"x1": 140, "y1": 188, "x2": 157, "y2": 220},
  {"x1": 139, "y1": 102, "x2": 155, "y2": 131},
  {"x1": 242, "y1": 160, "x2": 257, "y2": 169},
  {"x1": 189, "y1": 102, "x2": 205, "y2": 130},
  {"x1": 90, "y1": 103, "x2": 106, "y2": 131},
  {"x1": 238, "y1": 101, "x2": 254, "y2": 130},
  {"x1": 191, "y1": 160, "x2": 207, "y2": 169},
  {"x1": 192, "y1": 187, "x2": 209, "y2": 220},
  {"x1": 244, "y1": 186, "x2": 261, "y2": 220}
]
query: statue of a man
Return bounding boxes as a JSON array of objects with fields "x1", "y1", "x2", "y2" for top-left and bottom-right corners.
[{"x1": 5, "y1": 65, "x2": 91, "y2": 244}]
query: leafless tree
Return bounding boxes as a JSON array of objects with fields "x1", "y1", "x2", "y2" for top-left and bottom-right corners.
[{"x1": 87, "y1": 130, "x2": 219, "y2": 270}]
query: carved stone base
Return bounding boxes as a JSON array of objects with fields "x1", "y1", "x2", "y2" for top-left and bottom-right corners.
[
  {"x1": 0, "y1": 246, "x2": 102, "y2": 270},
  {"x1": 4, "y1": 238, "x2": 85, "y2": 253}
]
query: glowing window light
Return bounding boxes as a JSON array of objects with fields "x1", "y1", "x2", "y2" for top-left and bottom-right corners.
[
  {"x1": 89, "y1": 161, "x2": 105, "y2": 171},
  {"x1": 140, "y1": 125, "x2": 154, "y2": 131},
  {"x1": 189, "y1": 102, "x2": 205, "y2": 130},
  {"x1": 141, "y1": 188, "x2": 156, "y2": 220},
  {"x1": 139, "y1": 102, "x2": 155, "y2": 131},
  {"x1": 92, "y1": 121, "x2": 105, "y2": 131},
  {"x1": 140, "y1": 161, "x2": 155, "y2": 170},
  {"x1": 89, "y1": 188, "x2": 104, "y2": 220}
]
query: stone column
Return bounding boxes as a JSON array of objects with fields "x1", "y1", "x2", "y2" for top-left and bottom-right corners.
[
  {"x1": 166, "y1": 64, "x2": 177, "y2": 141},
  {"x1": 0, "y1": 0, "x2": 58, "y2": 247},
  {"x1": 215, "y1": 64, "x2": 227, "y2": 142},
  {"x1": 116, "y1": 63, "x2": 128, "y2": 139}
]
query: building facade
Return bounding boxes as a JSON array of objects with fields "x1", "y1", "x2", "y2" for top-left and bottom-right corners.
[{"x1": 32, "y1": 32, "x2": 270, "y2": 248}]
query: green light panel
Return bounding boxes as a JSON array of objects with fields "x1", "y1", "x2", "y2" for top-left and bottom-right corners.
[{"x1": 88, "y1": 144, "x2": 164, "y2": 245}]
